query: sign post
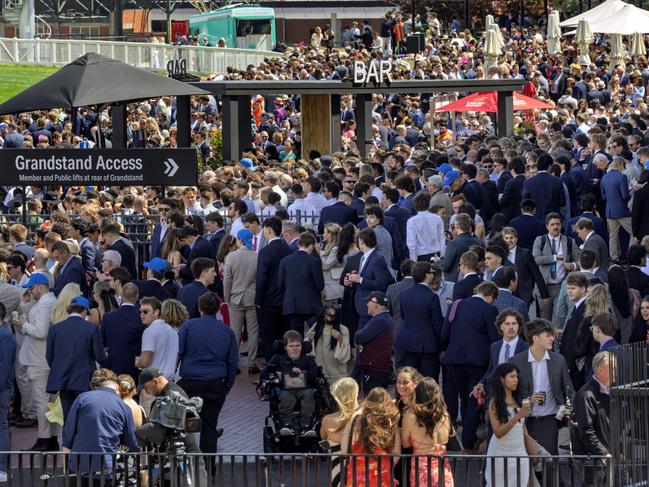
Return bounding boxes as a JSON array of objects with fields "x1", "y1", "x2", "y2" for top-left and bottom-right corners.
[{"x1": 0, "y1": 149, "x2": 198, "y2": 186}]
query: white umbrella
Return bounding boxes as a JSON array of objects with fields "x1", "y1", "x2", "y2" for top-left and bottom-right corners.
[
  {"x1": 576, "y1": 18, "x2": 593, "y2": 66},
  {"x1": 483, "y1": 28, "x2": 500, "y2": 75},
  {"x1": 630, "y1": 32, "x2": 647, "y2": 58},
  {"x1": 609, "y1": 33, "x2": 625, "y2": 69},
  {"x1": 561, "y1": 0, "x2": 649, "y2": 35},
  {"x1": 547, "y1": 11, "x2": 562, "y2": 55},
  {"x1": 485, "y1": 15, "x2": 505, "y2": 51}
]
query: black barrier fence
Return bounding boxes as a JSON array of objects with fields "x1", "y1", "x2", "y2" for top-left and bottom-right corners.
[
  {"x1": 0, "y1": 451, "x2": 611, "y2": 486},
  {"x1": 610, "y1": 342, "x2": 649, "y2": 486}
]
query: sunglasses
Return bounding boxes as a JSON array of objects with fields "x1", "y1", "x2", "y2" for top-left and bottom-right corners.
[
  {"x1": 159, "y1": 207, "x2": 171, "y2": 212},
  {"x1": 140, "y1": 309, "x2": 151, "y2": 315}
]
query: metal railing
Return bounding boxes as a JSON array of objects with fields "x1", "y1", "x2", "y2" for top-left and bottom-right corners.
[
  {"x1": 0, "y1": 451, "x2": 612, "y2": 486},
  {"x1": 0, "y1": 37, "x2": 280, "y2": 73}
]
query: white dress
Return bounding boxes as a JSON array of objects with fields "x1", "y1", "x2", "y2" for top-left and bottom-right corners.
[{"x1": 485, "y1": 406, "x2": 530, "y2": 487}]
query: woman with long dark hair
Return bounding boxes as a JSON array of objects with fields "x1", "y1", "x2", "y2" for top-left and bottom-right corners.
[
  {"x1": 630, "y1": 297, "x2": 649, "y2": 344},
  {"x1": 485, "y1": 363, "x2": 538, "y2": 487},
  {"x1": 307, "y1": 305, "x2": 351, "y2": 381},
  {"x1": 337, "y1": 223, "x2": 360, "y2": 337},
  {"x1": 401, "y1": 377, "x2": 454, "y2": 487}
]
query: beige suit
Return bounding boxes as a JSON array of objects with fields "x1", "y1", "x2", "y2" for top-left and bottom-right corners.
[{"x1": 223, "y1": 246, "x2": 258, "y2": 366}]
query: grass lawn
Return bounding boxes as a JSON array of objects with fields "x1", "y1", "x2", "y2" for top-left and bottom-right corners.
[{"x1": 0, "y1": 63, "x2": 60, "y2": 103}]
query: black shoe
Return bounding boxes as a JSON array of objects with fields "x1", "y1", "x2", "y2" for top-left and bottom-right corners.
[
  {"x1": 216, "y1": 428, "x2": 224, "y2": 439},
  {"x1": 15, "y1": 417, "x2": 37, "y2": 428},
  {"x1": 25, "y1": 439, "x2": 50, "y2": 452},
  {"x1": 9, "y1": 414, "x2": 25, "y2": 426}
]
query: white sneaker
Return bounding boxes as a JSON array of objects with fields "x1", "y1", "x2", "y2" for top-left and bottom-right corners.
[{"x1": 0, "y1": 471, "x2": 7, "y2": 482}]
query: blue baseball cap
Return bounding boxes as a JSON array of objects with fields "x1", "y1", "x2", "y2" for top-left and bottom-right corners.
[
  {"x1": 71, "y1": 296, "x2": 90, "y2": 309},
  {"x1": 443, "y1": 170, "x2": 462, "y2": 188},
  {"x1": 22, "y1": 273, "x2": 50, "y2": 288},
  {"x1": 236, "y1": 228, "x2": 254, "y2": 249},
  {"x1": 239, "y1": 158, "x2": 257, "y2": 171},
  {"x1": 437, "y1": 163, "x2": 452, "y2": 175},
  {"x1": 144, "y1": 257, "x2": 169, "y2": 273}
]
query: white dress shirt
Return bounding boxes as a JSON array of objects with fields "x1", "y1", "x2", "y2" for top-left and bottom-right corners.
[
  {"x1": 406, "y1": 210, "x2": 446, "y2": 261},
  {"x1": 498, "y1": 336, "x2": 519, "y2": 365},
  {"x1": 304, "y1": 192, "x2": 329, "y2": 213},
  {"x1": 547, "y1": 234, "x2": 566, "y2": 284},
  {"x1": 230, "y1": 217, "x2": 245, "y2": 237},
  {"x1": 286, "y1": 198, "x2": 318, "y2": 227},
  {"x1": 528, "y1": 348, "x2": 558, "y2": 416},
  {"x1": 359, "y1": 248, "x2": 375, "y2": 274}
]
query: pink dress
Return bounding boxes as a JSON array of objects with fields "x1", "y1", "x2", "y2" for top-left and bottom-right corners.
[
  {"x1": 409, "y1": 440, "x2": 454, "y2": 487},
  {"x1": 346, "y1": 442, "x2": 398, "y2": 487}
]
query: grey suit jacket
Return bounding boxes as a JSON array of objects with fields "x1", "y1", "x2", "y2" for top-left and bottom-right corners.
[
  {"x1": 509, "y1": 349, "x2": 575, "y2": 407},
  {"x1": 582, "y1": 233, "x2": 609, "y2": 271},
  {"x1": 386, "y1": 277, "x2": 415, "y2": 336},
  {"x1": 532, "y1": 234, "x2": 581, "y2": 283},
  {"x1": 223, "y1": 246, "x2": 258, "y2": 306}
]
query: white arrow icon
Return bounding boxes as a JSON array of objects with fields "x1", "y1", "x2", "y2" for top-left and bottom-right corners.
[{"x1": 163, "y1": 158, "x2": 179, "y2": 177}]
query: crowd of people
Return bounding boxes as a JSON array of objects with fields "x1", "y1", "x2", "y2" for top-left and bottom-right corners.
[{"x1": 1, "y1": 5, "x2": 649, "y2": 486}]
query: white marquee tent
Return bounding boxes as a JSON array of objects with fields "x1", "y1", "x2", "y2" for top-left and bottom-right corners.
[{"x1": 560, "y1": 0, "x2": 649, "y2": 34}]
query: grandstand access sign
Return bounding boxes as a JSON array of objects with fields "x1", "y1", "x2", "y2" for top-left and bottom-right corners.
[{"x1": 0, "y1": 149, "x2": 198, "y2": 186}]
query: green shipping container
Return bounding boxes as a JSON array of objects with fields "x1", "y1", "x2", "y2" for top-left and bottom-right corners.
[{"x1": 189, "y1": 5, "x2": 276, "y2": 51}]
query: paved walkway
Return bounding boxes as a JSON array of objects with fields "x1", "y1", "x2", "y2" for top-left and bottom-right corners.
[{"x1": 11, "y1": 354, "x2": 268, "y2": 453}]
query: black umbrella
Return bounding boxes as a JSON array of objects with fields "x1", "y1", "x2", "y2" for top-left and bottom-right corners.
[{"x1": 0, "y1": 52, "x2": 209, "y2": 114}]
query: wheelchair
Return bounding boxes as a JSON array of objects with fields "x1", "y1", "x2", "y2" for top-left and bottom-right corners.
[{"x1": 256, "y1": 340, "x2": 335, "y2": 453}]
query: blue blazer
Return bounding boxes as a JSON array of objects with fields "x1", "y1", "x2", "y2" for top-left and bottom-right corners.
[
  {"x1": 209, "y1": 229, "x2": 226, "y2": 255},
  {"x1": 481, "y1": 338, "x2": 529, "y2": 385},
  {"x1": 509, "y1": 214, "x2": 547, "y2": 250},
  {"x1": 256, "y1": 238, "x2": 293, "y2": 308},
  {"x1": 151, "y1": 224, "x2": 165, "y2": 258},
  {"x1": 565, "y1": 211, "x2": 608, "y2": 246},
  {"x1": 452, "y1": 273, "x2": 483, "y2": 301},
  {"x1": 494, "y1": 289, "x2": 530, "y2": 323},
  {"x1": 109, "y1": 239, "x2": 137, "y2": 280},
  {"x1": 395, "y1": 283, "x2": 443, "y2": 354},
  {"x1": 522, "y1": 172, "x2": 566, "y2": 220},
  {"x1": 189, "y1": 235, "x2": 216, "y2": 262},
  {"x1": 601, "y1": 170, "x2": 631, "y2": 218},
  {"x1": 441, "y1": 296, "x2": 500, "y2": 367},
  {"x1": 53, "y1": 257, "x2": 86, "y2": 297},
  {"x1": 100, "y1": 305, "x2": 144, "y2": 380},
  {"x1": 461, "y1": 180, "x2": 484, "y2": 211},
  {"x1": 499, "y1": 174, "x2": 526, "y2": 220},
  {"x1": 133, "y1": 279, "x2": 172, "y2": 302},
  {"x1": 358, "y1": 216, "x2": 406, "y2": 269},
  {"x1": 278, "y1": 250, "x2": 325, "y2": 315},
  {"x1": 384, "y1": 204, "x2": 411, "y2": 247},
  {"x1": 79, "y1": 239, "x2": 101, "y2": 274},
  {"x1": 177, "y1": 280, "x2": 209, "y2": 318},
  {"x1": 496, "y1": 171, "x2": 513, "y2": 194},
  {"x1": 398, "y1": 193, "x2": 416, "y2": 215},
  {"x1": 318, "y1": 202, "x2": 359, "y2": 235},
  {"x1": 353, "y1": 251, "x2": 395, "y2": 320},
  {"x1": 350, "y1": 198, "x2": 366, "y2": 217},
  {"x1": 46, "y1": 315, "x2": 106, "y2": 393}
]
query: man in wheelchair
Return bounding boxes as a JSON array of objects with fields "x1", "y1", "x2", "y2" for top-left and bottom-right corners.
[{"x1": 259, "y1": 330, "x2": 320, "y2": 438}]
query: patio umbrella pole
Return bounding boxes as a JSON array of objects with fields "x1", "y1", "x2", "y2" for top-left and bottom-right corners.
[{"x1": 22, "y1": 187, "x2": 26, "y2": 225}]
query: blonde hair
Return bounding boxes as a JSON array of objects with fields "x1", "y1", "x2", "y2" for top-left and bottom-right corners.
[
  {"x1": 117, "y1": 374, "x2": 136, "y2": 399},
  {"x1": 0, "y1": 262, "x2": 9, "y2": 282},
  {"x1": 323, "y1": 223, "x2": 341, "y2": 256},
  {"x1": 329, "y1": 378, "x2": 359, "y2": 433},
  {"x1": 609, "y1": 156, "x2": 627, "y2": 172},
  {"x1": 585, "y1": 284, "x2": 609, "y2": 318},
  {"x1": 161, "y1": 299, "x2": 189, "y2": 328},
  {"x1": 51, "y1": 283, "x2": 81, "y2": 323}
]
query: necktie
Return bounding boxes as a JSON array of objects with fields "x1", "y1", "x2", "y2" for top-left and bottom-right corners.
[
  {"x1": 504, "y1": 343, "x2": 511, "y2": 362},
  {"x1": 253, "y1": 236, "x2": 258, "y2": 251},
  {"x1": 359, "y1": 255, "x2": 367, "y2": 274},
  {"x1": 550, "y1": 237, "x2": 557, "y2": 255},
  {"x1": 550, "y1": 238, "x2": 557, "y2": 279}
]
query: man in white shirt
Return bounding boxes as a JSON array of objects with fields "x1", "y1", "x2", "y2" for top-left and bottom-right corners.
[
  {"x1": 303, "y1": 177, "x2": 329, "y2": 213},
  {"x1": 228, "y1": 199, "x2": 248, "y2": 237},
  {"x1": 286, "y1": 184, "x2": 318, "y2": 228},
  {"x1": 135, "y1": 296, "x2": 178, "y2": 414},
  {"x1": 263, "y1": 172, "x2": 288, "y2": 208},
  {"x1": 406, "y1": 192, "x2": 445, "y2": 261}
]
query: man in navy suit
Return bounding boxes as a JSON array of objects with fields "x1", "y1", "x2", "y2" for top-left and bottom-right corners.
[
  {"x1": 493, "y1": 266, "x2": 530, "y2": 322},
  {"x1": 499, "y1": 157, "x2": 526, "y2": 220},
  {"x1": 133, "y1": 257, "x2": 172, "y2": 302},
  {"x1": 452, "y1": 251, "x2": 484, "y2": 300},
  {"x1": 439, "y1": 213, "x2": 482, "y2": 283},
  {"x1": 256, "y1": 217, "x2": 293, "y2": 361},
  {"x1": 73, "y1": 221, "x2": 101, "y2": 276},
  {"x1": 278, "y1": 232, "x2": 325, "y2": 335},
  {"x1": 177, "y1": 258, "x2": 216, "y2": 318},
  {"x1": 441, "y1": 281, "x2": 500, "y2": 449},
  {"x1": 561, "y1": 272, "x2": 589, "y2": 391},
  {"x1": 522, "y1": 153, "x2": 566, "y2": 220},
  {"x1": 565, "y1": 194, "x2": 607, "y2": 245},
  {"x1": 351, "y1": 182, "x2": 370, "y2": 217},
  {"x1": 46, "y1": 296, "x2": 105, "y2": 421},
  {"x1": 150, "y1": 198, "x2": 178, "y2": 258},
  {"x1": 509, "y1": 199, "x2": 548, "y2": 250},
  {"x1": 318, "y1": 192, "x2": 359, "y2": 235},
  {"x1": 348, "y1": 228, "x2": 395, "y2": 328},
  {"x1": 180, "y1": 225, "x2": 215, "y2": 262},
  {"x1": 205, "y1": 212, "x2": 226, "y2": 255},
  {"x1": 575, "y1": 218, "x2": 609, "y2": 271},
  {"x1": 395, "y1": 175, "x2": 416, "y2": 215},
  {"x1": 395, "y1": 262, "x2": 444, "y2": 379},
  {"x1": 100, "y1": 283, "x2": 143, "y2": 380},
  {"x1": 51, "y1": 241, "x2": 86, "y2": 297},
  {"x1": 382, "y1": 188, "x2": 411, "y2": 253},
  {"x1": 473, "y1": 308, "x2": 528, "y2": 397},
  {"x1": 460, "y1": 164, "x2": 484, "y2": 212},
  {"x1": 102, "y1": 223, "x2": 137, "y2": 280}
]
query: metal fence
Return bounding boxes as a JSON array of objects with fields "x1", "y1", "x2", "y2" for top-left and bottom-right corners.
[
  {"x1": 610, "y1": 342, "x2": 649, "y2": 486},
  {"x1": 0, "y1": 37, "x2": 280, "y2": 73},
  {"x1": 0, "y1": 451, "x2": 612, "y2": 486}
]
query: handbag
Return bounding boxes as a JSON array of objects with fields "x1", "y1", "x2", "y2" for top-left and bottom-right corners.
[{"x1": 446, "y1": 424, "x2": 463, "y2": 452}]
